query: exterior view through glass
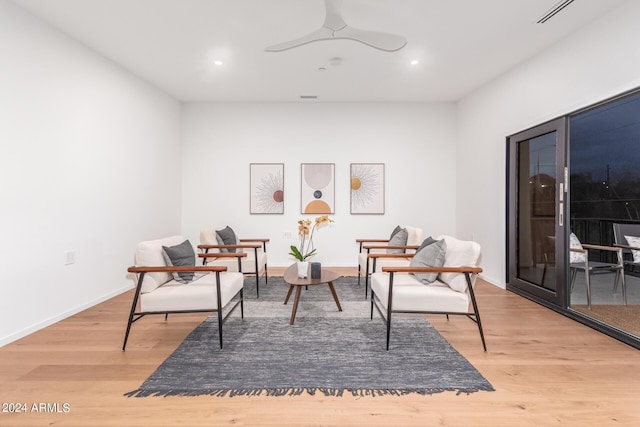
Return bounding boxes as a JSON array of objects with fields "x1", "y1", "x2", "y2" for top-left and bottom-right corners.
[{"x1": 517, "y1": 132, "x2": 557, "y2": 291}]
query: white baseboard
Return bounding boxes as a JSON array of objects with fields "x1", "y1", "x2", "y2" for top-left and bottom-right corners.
[
  {"x1": 0, "y1": 284, "x2": 133, "y2": 348},
  {"x1": 479, "y1": 274, "x2": 505, "y2": 289}
]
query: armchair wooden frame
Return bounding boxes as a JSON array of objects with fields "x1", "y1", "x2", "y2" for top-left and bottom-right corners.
[
  {"x1": 198, "y1": 238, "x2": 269, "y2": 298},
  {"x1": 122, "y1": 252, "x2": 246, "y2": 351},
  {"x1": 371, "y1": 263, "x2": 485, "y2": 351}
]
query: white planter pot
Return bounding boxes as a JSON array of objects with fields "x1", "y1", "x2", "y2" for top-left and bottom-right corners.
[{"x1": 297, "y1": 261, "x2": 309, "y2": 278}]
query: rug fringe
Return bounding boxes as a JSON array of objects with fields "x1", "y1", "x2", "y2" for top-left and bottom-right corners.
[{"x1": 124, "y1": 385, "x2": 494, "y2": 398}]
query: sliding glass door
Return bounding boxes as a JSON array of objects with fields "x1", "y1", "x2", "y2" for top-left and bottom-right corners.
[
  {"x1": 507, "y1": 88, "x2": 640, "y2": 349},
  {"x1": 568, "y1": 90, "x2": 640, "y2": 341},
  {"x1": 507, "y1": 118, "x2": 567, "y2": 307}
]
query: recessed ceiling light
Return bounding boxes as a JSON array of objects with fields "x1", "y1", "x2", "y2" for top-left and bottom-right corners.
[
  {"x1": 214, "y1": 60, "x2": 223, "y2": 66},
  {"x1": 410, "y1": 60, "x2": 419, "y2": 65}
]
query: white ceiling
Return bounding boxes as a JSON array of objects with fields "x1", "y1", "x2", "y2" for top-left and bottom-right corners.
[{"x1": 11, "y1": 0, "x2": 627, "y2": 102}]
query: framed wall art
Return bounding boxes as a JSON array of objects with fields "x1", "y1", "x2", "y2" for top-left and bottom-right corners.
[
  {"x1": 350, "y1": 163, "x2": 385, "y2": 214},
  {"x1": 301, "y1": 163, "x2": 335, "y2": 214},
  {"x1": 250, "y1": 163, "x2": 284, "y2": 214}
]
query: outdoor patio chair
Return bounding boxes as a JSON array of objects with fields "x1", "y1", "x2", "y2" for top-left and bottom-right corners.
[
  {"x1": 569, "y1": 232, "x2": 626, "y2": 309},
  {"x1": 612, "y1": 222, "x2": 640, "y2": 273}
]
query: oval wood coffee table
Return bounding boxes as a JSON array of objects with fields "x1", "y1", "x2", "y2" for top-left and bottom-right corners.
[{"x1": 283, "y1": 264, "x2": 342, "y2": 325}]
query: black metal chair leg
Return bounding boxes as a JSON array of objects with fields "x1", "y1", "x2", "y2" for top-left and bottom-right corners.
[
  {"x1": 217, "y1": 309, "x2": 223, "y2": 350},
  {"x1": 385, "y1": 272, "x2": 394, "y2": 351},
  {"x1": 370, "y1": 293, "x2": 374, "y2": 319},
  {"x1": 385, "y1": 315, "x2": 392, "y2": 351},
  {"x1": 122, "y1": 273, "x2": 145, "y2": 351},
  {"x1": 466, "y1": 273, "x2": 487, "y2": 351},
  {"x1": 365, "y1": 257, "x2": 370, "y2": 298},
  {"x1": 215, "y1": 271, "x2": 224, "y2": 350},
  {"x1": 253, "y1": 248, "x2": 260, "y2": 298}
]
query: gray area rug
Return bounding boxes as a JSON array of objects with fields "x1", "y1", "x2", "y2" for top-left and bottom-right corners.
[{"x1": 126, "y1": 276, "x2": 493, "y2": 397}]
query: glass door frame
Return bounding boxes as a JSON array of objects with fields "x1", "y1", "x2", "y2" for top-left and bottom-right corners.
[{"x1": 506, "y1": 117, "x2": 569, "y2": 309}]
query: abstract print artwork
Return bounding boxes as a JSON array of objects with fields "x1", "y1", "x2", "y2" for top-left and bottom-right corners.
[
  {"x1": 301, "y1": 163, "x2": 335, "y2": 214},
  {"x1": 250, "y1": 163, "x2": 284, "y2": 214},
  {"x1": 350, "y1": 163, "x2": 384, "y2": 214}
]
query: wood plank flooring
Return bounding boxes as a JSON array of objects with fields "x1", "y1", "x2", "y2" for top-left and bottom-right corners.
[{"x1": 1, "y1": 267, "x2": 639, "y2": 426}]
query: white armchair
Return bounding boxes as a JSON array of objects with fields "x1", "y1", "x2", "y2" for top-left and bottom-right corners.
[
  {"x1": 370, "y1": 235, "x2": 485, "y2": 351},
  {"x1": 356, "y1": 225, "x2": 423, "y2": 297},
  {"x1": 122, "y1": 235, "x2": 245, "y2": 351},
  {"x1": 199, "y1": 226, "x2": 269, "y2": 298}
]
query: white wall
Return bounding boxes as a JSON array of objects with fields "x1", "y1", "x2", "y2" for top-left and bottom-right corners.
[
  {"x1": 0, "y1": 1, "x2": 182, "y2": 346},
  {"x1": 6, "y1": 0, "x2": 639, "y2": 346},
  {"x1": 456, "y1": 0, "x2": 640, "y2": 287},
  {"x1": 181, "y1": 103, "x2": 458, "y2": 266}
]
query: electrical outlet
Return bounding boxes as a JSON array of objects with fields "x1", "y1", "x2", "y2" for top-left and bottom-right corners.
[
  {"x1": 65, "y1": 250, "x2": 76, "y2": 265},
  {"x1": 283, "y1": 231, "x2": 293, "y2": 239}
]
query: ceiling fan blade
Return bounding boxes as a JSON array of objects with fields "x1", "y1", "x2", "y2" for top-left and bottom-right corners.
[
  {"x1": 265, "y1": 0, "x2": 407, "y2": 52},
  {"x1": 323, "y1": 0, "x2": 347, "y2": 31},
  {"x1": 265, "y1": 27, "x2": 334, "y2": 52},
  {"x1": 334, "y1": 26, "x2": 407, "y2": 52}
]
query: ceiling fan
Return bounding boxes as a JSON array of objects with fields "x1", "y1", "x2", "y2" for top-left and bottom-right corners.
[{"x1": 265, "y1": 0, "x2": 407, "y2": 52}]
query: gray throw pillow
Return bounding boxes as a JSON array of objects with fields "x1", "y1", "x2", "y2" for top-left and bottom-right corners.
[
  {"x1": 417, "y1": 236, "x2": 438, "y2": 250},
  {"x1": 162, "y1": 240, "x2": 197, "y2": 284},
  {"x1": 409, "y1": 237, "x2": 447, "y2": 284},
  {"x1": 215, "y1": 226, "x2": 238, "y2": 253},
  {"x1": 387, "y1": 227, "x2": 408, "y2": 254},
  {"x1": 390, "y1": 225, "x2": 403, "y2": 240}
]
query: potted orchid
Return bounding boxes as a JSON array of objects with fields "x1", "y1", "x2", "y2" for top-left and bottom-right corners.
[{"x1": 289, "y1": 215, "x2": 334, "y2": 277}]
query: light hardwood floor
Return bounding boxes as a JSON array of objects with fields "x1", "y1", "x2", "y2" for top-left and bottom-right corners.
[{"x1": 1, "y1": 267, "x2": 639, "y2": 426}]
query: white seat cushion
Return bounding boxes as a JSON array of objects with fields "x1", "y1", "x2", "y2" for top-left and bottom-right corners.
[
  {"x1": 140, "y1": 271, "x2": 243, "y2": 312},
  {"x1": 371, "y1": 272, "x2": 470, "y2": 313}
]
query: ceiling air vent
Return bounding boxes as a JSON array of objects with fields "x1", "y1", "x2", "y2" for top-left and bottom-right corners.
[
  {"x1": 300, "y1": 95, "x2": 318, "y2": 99},
  {"x1": 537, "y1": 0, "x2": 575, "y2": 24}
]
